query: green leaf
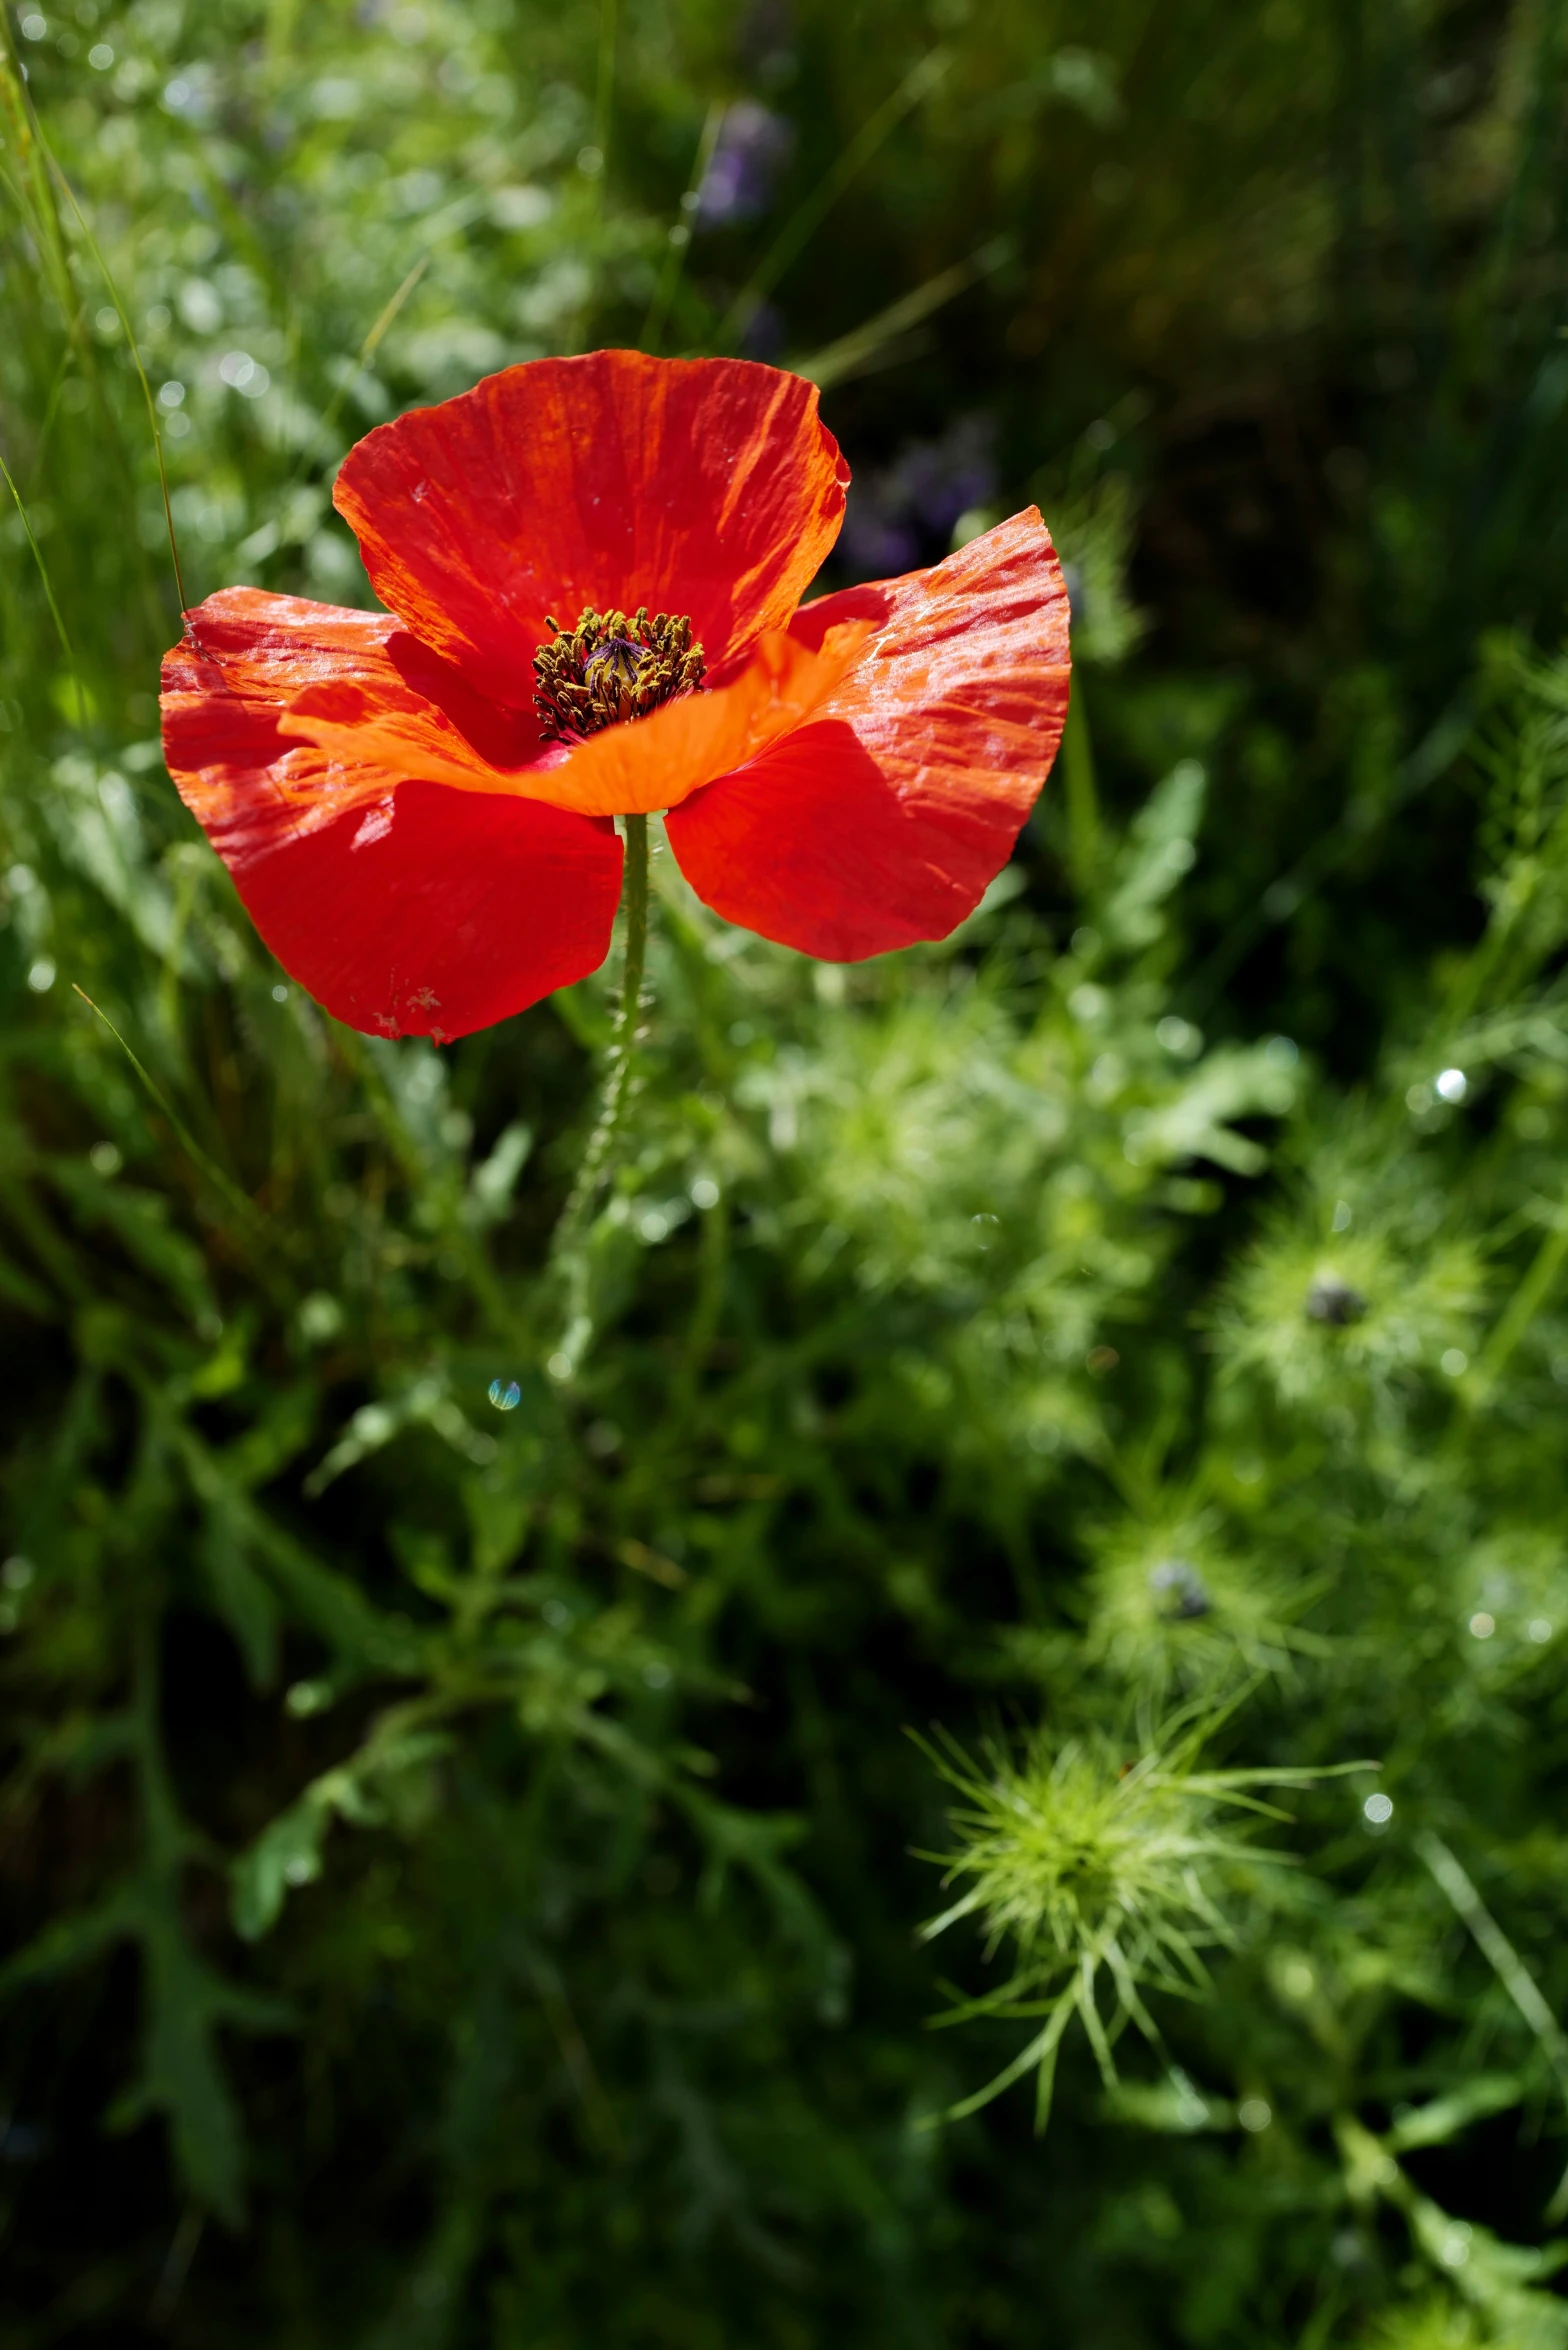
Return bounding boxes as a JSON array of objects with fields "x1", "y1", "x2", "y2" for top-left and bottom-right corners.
[
  {"x1": 1097, "y1": 759, "x2": 1206, "y2": 952},
  {"x1": 231, "y1": 1786, "x2": 337, "y2": 1944},
  {"x1": 1387, "y1": 2073, "x2": 1530, "y2": 2153}
]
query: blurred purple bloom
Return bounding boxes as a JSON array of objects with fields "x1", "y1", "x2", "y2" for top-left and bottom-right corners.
[
  {"x1": 837, "y1": 417, "x2": 997, "y2": 583},
  {"x1": 892, "y1": 421, "x2": 996, "y2": 541},
  {"x1": 696, "y1": 102, "x2": 794, "y2": 228},
  {"x1": 837, "y1": 509, "x2": 922, "y2": 579}
]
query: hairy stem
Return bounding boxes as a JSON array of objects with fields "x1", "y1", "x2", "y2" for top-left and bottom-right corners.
[{"x1": 550, "y1": 813, "x2": 650, "y2": 1271}]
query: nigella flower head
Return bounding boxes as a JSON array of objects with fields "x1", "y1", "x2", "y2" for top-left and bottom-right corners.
[
  {"x1": 161, "y1": 352, "x2": 1070, "y2": 1042},
  {"x1": 695, "y1": 101, "x2": 794, "y2": 227},
  {"x1": 915, "y1": 1714, "x2": 1318, "y2": 2126}
]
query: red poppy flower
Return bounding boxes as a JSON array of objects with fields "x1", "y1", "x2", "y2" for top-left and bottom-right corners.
[{"x1": 161, "y1": 351, "x2": 1070, "y2": 1042}]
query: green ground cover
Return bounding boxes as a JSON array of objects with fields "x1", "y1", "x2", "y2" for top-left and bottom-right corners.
[{"x1": 5, "y1": 1, "x2": 1568, "y2": 2342}]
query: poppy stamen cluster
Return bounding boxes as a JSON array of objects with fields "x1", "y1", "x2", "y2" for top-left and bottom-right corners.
[{"x1": 533, "y1": 605, "x2": 706, "y2": 745}]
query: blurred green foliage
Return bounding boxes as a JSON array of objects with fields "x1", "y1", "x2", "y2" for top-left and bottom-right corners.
[{"x1": 5, "y1": 0, "x2": 1568, "y2": 2343}]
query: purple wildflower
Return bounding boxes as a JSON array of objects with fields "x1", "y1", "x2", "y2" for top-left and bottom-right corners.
[{"x1": 696, "y1": 102, "x2": 794, "y2": 228}]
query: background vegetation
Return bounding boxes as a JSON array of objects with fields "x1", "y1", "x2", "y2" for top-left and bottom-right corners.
[{"x1": 4, "y1": 0, "x2": 1568, "y2": 2342}]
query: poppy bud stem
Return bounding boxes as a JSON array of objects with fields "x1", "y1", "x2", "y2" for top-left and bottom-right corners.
[
  {"x1": 617, "y1": 811, "x2": 650, "y2": 1064},
  {"x1": 547, "y1": 813, "x2": 652, "y2": 1290}
]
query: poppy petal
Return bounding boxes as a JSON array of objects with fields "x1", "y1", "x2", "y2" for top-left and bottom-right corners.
[
  {"x1": 664, "y1": 509, "x2": 1070, "y2": 961},
  {"x1": 215, "y1": 780, "x2": 621, "y2": 1043},
  {"x1": 161, "y1": 589, "x2": 622, "y2": 1039},
  {"x1": 332, "y1": 351, "x2": 849, "y2": 706}
]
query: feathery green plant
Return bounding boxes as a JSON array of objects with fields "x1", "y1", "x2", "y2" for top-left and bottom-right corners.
[{"x1": 917, "y1": 1709, "x2": 1357, "y2": 2128}]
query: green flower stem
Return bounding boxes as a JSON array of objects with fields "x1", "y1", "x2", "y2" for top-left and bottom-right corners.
[
  {"x1": 618, "y1": 807, "x2": 651, "y2": 1067},
  {"x1": 551, "y1": 813, "x2": 650, "y2": 1267}
]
